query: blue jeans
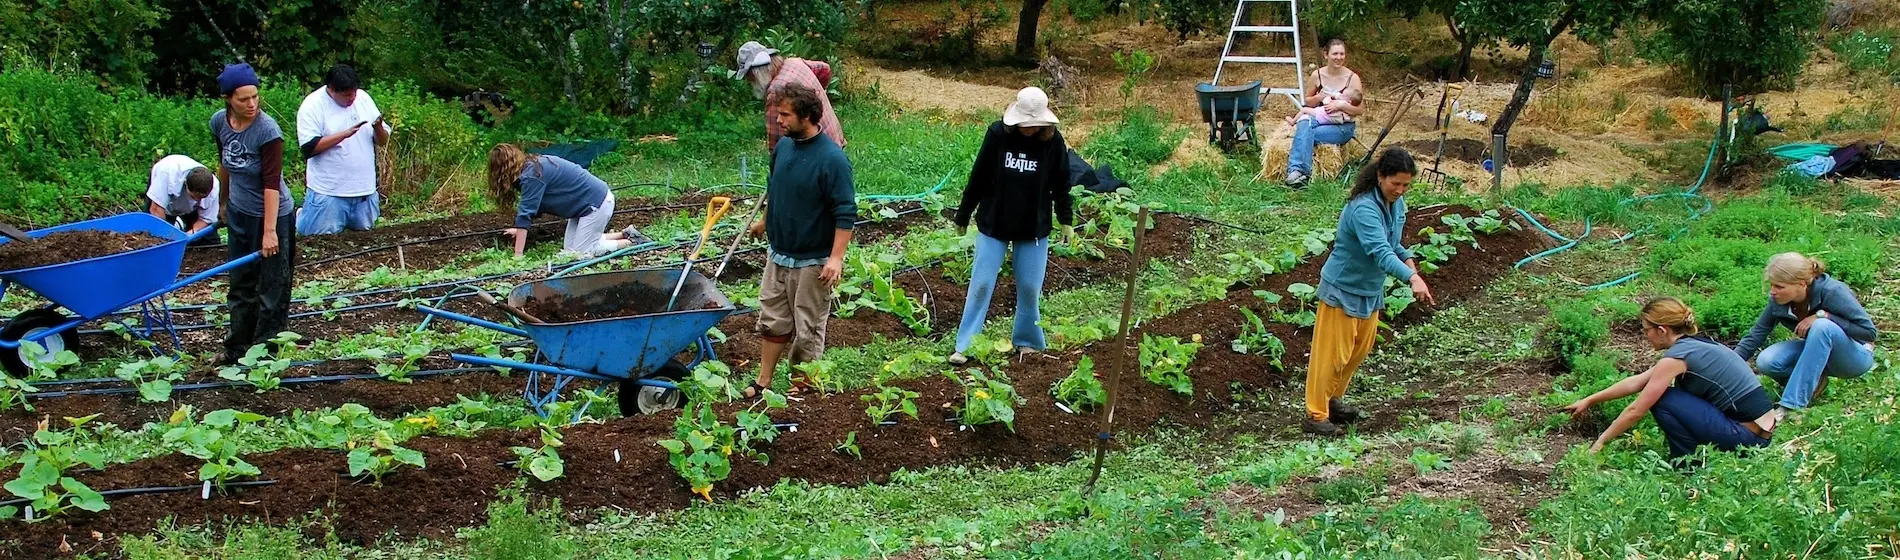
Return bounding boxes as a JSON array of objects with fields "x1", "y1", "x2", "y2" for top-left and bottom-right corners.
[
  {"x1": 1287, "y1": 120, "x2": 1357, "y2": 176},
  {"x1": 1650, "y1": 388, "x2": 1771, "y2": 459},
  {"x1": 296, "y1": 191, "x2": 381, "y2": 235},
  {"x1": 1756, "y1": 318, "x2": 1874, "y2": 409},
  {"x1": 954, "y1": 234, "x2": 1048, "y2": 353}
]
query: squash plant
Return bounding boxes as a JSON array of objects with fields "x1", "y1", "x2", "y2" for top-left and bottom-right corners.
[
  {"x1": 861, "y1": 375, "x2": 920, "y2": 424},
  {"x1": 114, "y1": 356, "x2": 186, "y2": 403},
  {"x1": 3, "y1": 341, "x2": 76, "y2": 411},
  {"x1": 163, "y1": 407, "x2": 269, "y2": 489},
  {"x1": 510, "y1": 423, "x2": 565, "y2": 483},
  {"x1": 217, "y1": 331, "x2": 303, "y2": 392},
  {"x1": 1051, "y1": 356, "x2": 1107, "y2": 412},
  {"x1": 1231, "y1": 309, "x2": 1287, "y2": 371},
  {"x1": 347, "y1": 431, "x2": 425, "y2": 486},
  {"x1": 657, "y1": 364, "x2": 786, "y2": 501},
  {"x1": 2, "y1": 414, "x2": 108, "y2": 521},
  {"x1": 1139, "y1": 334, "x2": 1201, "y2": 396},
  {"x1": 944, "y1": 368, "x2": 1022, "y2": 431}
]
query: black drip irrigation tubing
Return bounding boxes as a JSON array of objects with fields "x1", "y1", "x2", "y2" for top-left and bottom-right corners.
[
  {"x1": 27, "y1": 366, "x2": 493, "y2": 399},
  {"x1": 0, "y1": 480, "x2": 278, "y2": 512}
]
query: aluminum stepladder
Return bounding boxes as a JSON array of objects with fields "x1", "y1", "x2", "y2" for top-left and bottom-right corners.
[{"x1": 1211, "y1": 0, "x2": 1307, "y2": 107}]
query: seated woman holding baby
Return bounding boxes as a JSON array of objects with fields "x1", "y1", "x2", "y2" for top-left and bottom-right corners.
[{"x1": 1283, "y1": 38, "x2": 1365, "y2": 187}]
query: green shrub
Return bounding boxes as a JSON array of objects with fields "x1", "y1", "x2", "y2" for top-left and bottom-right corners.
[
  {"x1": 1082, "y1": 105, "x2": 1185, "y2": 172},
  {"x1": 1300, "y1": 496, "x2": 1492, "y2": 558},
  {"x1": 1313, "y1": 473, "x2": 1385, "y2": 505},
  {"x1": 1650, "y1": 0, "x2": 1827, "y2": 95},
  {"x1": 1763, "y1": 169, "x2": 1825, "y2": 196},
  {"x1": 460, "y1": 484, "x2": 575, "y2": 560},
  {"x1": 1547, "y1": 301, "x2": 1610, "y2": 368},
  {"x1": 1686, "y1": 270, "x2": 1768, "y2": 340},
  {"x1": 1831, "y1": 30, "x2": 1899, "y2": 80}
]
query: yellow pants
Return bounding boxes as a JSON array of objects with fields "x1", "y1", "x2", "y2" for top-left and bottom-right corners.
[{"x1": 1306, "y1": 302, "x2": 1380, "y2": 421}]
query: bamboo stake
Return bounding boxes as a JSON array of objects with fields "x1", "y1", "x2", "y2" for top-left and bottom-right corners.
[{"x1": 1082, "y1": 206, "x2": 1149, "y2": 497}]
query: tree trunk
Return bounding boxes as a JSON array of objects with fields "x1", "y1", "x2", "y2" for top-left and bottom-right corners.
[
  {"x1": 1490, "y1": 7, "x2": 1579, "y2": 138},
  {"x1": 1444, "y1": 15, "x2": 1473, "y2": 80},
  {"x1": 1015, "y1": 0, "x2": 1049, "y2": 60}
]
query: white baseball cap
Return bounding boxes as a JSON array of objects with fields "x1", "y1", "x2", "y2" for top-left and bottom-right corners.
[
  {"x1": 736, "y1": 41, "x2": 779, "y2": 73},
  {"x1": 1003, "y1": 87, "x2": 1059, "y2": 127}
]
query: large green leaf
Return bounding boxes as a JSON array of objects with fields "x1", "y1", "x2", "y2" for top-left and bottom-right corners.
[
  {"x1": 389, "y1": 446, "x2": 425, "y2": 468},
  {"x1": 347, "y1": 448, "x2": 377, "y2": 477},
  {"x1": 59, "y1": 478, "x2": 106, "y2": 512},
  {"x1": 527, "y1": 453, "x2": 564, "y2": 482}
]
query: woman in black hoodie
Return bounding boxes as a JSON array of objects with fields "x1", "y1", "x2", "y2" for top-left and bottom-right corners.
[{"x1": 949, "y1": 87, "x2": 1074, "y2": 365}]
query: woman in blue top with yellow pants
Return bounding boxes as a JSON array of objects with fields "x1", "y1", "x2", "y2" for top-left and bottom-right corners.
[{"x1": 1304, "y1": 148, "x2": 1435, "y2": 436}]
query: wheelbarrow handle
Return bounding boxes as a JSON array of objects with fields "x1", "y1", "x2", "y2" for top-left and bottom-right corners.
[{"x1": 415, "y1": 306, "x2": 530, "y2": 338}]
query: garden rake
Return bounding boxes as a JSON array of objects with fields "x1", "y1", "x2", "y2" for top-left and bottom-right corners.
[{"x1": 1423, "y1": 82, "x2": 1469, "y2": 189}]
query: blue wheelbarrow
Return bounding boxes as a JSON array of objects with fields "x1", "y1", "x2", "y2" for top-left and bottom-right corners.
[
  {"x1": 415, "y1": 268, "x2": 735, "y2": 418},
  {"x1": 0, "y1": 213, "x2": 260, "y2": 376}
]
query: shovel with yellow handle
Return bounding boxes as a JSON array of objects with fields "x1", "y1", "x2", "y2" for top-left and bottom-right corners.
[{"x1": 664, "y1": 196, "x2": 733, "y2": 311}]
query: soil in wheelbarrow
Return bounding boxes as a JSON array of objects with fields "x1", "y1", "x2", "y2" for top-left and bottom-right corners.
[
  {"x1": 0, "y1": 230, "x2": 168, "y2": 272},
  {"x1": 0, "y1": 205, "x2": 1548, "y2": 555},
  {"x1": 520, "y1": 281, "x2": 702, "y2": 323}
]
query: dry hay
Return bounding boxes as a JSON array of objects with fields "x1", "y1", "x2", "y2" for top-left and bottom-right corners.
[
  {"x1": 853, "y1": 63, "x2": 1018, "y2": 117},
  {"x1": 1255, "y1": 121, "x2": 1365, "y2": 181},
  {"x1": 1157, "y1": 134, "x2": 1227, "y2": 175}
]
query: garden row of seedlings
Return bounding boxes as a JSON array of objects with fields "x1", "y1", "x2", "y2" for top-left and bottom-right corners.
[
  {"x1": 0, "y1": 196, "x2": 1545, "y2": 554},
  {"x1": 0, "y1": 200, "x2": 956, "y2": 437},
  {"x1": 5, "y1": 199, "x2": 943, "y2": 428}
]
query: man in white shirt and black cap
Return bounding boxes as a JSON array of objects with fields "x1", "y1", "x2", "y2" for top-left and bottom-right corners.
[
  {"x1": 296, "y1": 64, "x2": 391, "y2": 235},
  {"x1": 145, "y1": 154, "x2": 221, "y2": 246}
]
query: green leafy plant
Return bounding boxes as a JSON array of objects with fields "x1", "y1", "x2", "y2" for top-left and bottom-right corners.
[
  {"x1": 1301, "y1": 228, "x2": 1336, "y2": 257},
  {"x1": 833, "y1": 431, "x2": 862, "y2": 460},
  {"x1": 346, "y1": 431, "x2": 426, "y2": 486},
  {"x1": 1230, "y1": 309, "x2": 1287, "y2": 370},
  {"x1": 1547, "y1": 301, "x2": 1610, "y2": 369},
  {"x1": 114, "y1": 356, "x2": 186, "y2": 403},
  {"x1": 1384, "y1": 282, "x2": 1418, "y2": 318},
  {"x1": 944, "y1": 368, "x2": 1022, "y2": 431},
  {"x1": 793, "y1": 359, "x2": 843, "y2": 394},
  {"x1": 1045, "y1": 315, "x2": 1121, "y2": 350},
  {"x1": 2, "y1": 414, "x2": 109, "y2": 521},
  {"x1": 1408, "y1": 448, "x2": 1452, "y2": 475},
  {"x1": 1053, "y1": 219, "x2": 1108, "y2": 260},
  {"x1": 836, "y1": 253, "x2": 931, "y2": 336},
  {"x1": 1051, "y1": 356, "x2": 1108, "y2": 412},
  {"x1": 216, "y1": 332, "x2": 303, "y2": 392},
  {"x1": 163, "y1": 407, "x2": 268, "y2": 489},
  {"x1": 1220, "y1": 250, "x2": 1278, "y2": 280},
  {"x1": 657, "y1": 365, "x2": 787, "y2": 501},
  {"x1": 3, "y1": 341, "x2": 77, "y2": 411},
  {"x1": 1145, "y1": 283, "x2": 1192, "y2": 317},
  {"x1": 1139, "y1": 334, "x2": 1201, "y2": 396},
  {"x1": 370, "y1": 342, "x2": 433, "y2": 383},
  {"x1": 861, "y1": 376, "x2": 920, "y2": 425},
  {"x1": 510, "y1": 423, "x2": 565, "y2": 483},
  {"x1": 1271, "y1": 285, "x2": 1319, "y2": 328}
]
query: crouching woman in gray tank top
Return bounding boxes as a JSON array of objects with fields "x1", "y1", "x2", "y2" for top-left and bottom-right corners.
[{"x1": 1562, "y1": 298, "x2": 1777, "y2": 460}]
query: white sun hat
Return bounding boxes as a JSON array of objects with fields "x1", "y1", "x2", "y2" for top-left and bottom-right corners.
[{"x1": 1002, "y1": 87, "x2": 1060, "y2": 127}]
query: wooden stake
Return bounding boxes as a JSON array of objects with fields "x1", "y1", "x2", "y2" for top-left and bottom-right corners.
[
  {"x1": 1082, "y1": 206, "x2": 1149, "y2": 496},
  {"x1": 397, "y1": 244, "x2": 408, "y2": 270}
]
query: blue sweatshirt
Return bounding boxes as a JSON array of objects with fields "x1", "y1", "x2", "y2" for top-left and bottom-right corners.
[
  {"x1": 514, "y1": 156, "x2": 609, "y2": 228},
  {"x1": 765, "y1": 131, "x2": 856, "y2": 260},
  {"x1": 1734, "y1": 274, "x2": 1879, "y2": 360},
  {"x1": 1319, "y1": 190, "x2": 1416, "y2": 305}
]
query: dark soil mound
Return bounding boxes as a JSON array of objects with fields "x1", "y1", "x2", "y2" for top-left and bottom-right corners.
[
  {"x1": 1395, "y1": 139, "x2": 1560, "y2": 168},
  {"x1": 0, "y1": 230, "x2": 168, "y2": 271}
]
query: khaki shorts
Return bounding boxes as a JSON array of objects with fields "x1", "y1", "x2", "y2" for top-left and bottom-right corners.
[{"x1": 755, "y1": 259, "x2": 833, "y2": 364}]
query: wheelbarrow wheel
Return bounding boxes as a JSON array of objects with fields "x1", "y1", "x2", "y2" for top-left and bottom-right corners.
[
  {"x1": 620, "y1": 360, "x2": 690, "y2": 416},
  {"x1": 1, "y1": 308, "x2": 73, "y2": 378}
]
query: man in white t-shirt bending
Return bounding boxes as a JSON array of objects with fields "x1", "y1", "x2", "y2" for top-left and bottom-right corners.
[
  {"x1": 296, "y1": 64, "x2": 391, "y2": 235},
  {"x1": 146, "y1": 154, "x2": 221, "y2": 246}
]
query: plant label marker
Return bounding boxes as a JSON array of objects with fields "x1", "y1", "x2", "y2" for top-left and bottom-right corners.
[
  {"x1": 201, "y1": 481, "x2": 211, "y2": 500},
  {"x1": 1055, "y1": 402, "x2": 1074, "y2": 414},
  {"x1": 614, "y1": 449, "x2": 621, "y2": 463}
]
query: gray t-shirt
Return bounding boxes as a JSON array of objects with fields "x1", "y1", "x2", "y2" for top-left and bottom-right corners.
[
  {"x1": 1665, "y1": 336, "x2": 1773, "y2": 420},
  {"x1": 210, "y1": 110, "x2": 294, "y2": 217}
]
